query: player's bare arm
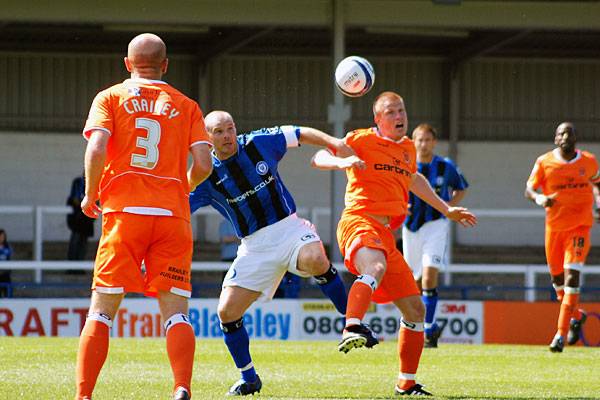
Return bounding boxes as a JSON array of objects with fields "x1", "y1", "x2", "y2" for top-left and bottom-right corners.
[
  {"x1": 524, "y1": 184, "x2": 557, "y2": 208},
  {"x1": 81, "y1": 129, "x2": 108, "y2": 219},
  {"x1": 410, "y1": 172, "x2": 477, "y2": 227},
  {"x1": 298, "y1": 127, "x2": 355, "y2": 158},
  {"x1": 310, "y1": 148, "x2": 366, "y2": 170},
  {"x1": 188, "y1": 143, "x2": 213, "y2": 191}
]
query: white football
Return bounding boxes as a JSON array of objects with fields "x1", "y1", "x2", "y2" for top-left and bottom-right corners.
[{"x1": 334, "y1": 56, "x2": 375, "y2": 97}]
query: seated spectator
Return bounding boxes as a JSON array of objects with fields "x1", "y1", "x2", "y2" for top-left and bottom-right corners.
[
  {"x1": 66, "y1": 172, "x2": 95, "y2": 260},
  {"x1": 0, "y1": 228, "x2": 12, "y2": 297}
]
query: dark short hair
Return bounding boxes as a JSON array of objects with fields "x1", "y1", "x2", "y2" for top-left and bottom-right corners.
[{"x1": 412, "y1": 123, "x2": 437, "y2": 139}]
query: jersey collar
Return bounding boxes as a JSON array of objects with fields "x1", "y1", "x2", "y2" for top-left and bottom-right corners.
[
  {"x1": 418, "y1": 154, "x2": 439, "y2": 165},
  {"x1": 373, "y1": 127, "x2": 410, "y2": 144},
  {"x1": 124, "y1": 78, "x2": 168, "y2": 85},
  {"x1": 552, "y1": 148, "x2": 581, "y2": 164}
]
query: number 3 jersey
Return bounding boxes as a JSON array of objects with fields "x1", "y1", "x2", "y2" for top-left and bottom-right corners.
[{"x1": 83, "y1": 78, "x2": 211, "y2": 221}]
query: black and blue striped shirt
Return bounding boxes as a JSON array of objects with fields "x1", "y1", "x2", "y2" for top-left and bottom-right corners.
[
  {"x1": 189, "y1": 126, "x2": 300, "y2": 238},
  {"x1": 405, "y1": 155, "x2": 469, "y2": 232}
]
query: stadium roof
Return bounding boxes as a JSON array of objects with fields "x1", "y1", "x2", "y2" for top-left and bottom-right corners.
[{"x1": 0, "y1": 0, "x2": 599, "y2": 59}]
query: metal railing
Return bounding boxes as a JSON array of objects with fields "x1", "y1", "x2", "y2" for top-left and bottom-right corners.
[
  {"x1": 0, "y1": 205, "x2": 309, "y2": 261},
  {"x1": 1, "y1": 261, "x2": 600, "y2": 302}
]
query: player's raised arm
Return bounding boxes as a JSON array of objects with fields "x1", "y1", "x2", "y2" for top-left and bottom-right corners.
[
  {"x1": 310, "y1": 148, "x2": 366, "y2": 171},
  {"x1": 297, "y1": 126, "x2": 355, "y2": 157},
  {"x1": 409, "y1": 172, "x2": 477, "y2": 227}
]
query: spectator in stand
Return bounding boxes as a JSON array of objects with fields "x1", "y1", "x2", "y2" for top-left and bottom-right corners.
[
  {"x1": 66, "y1": 171, "x2": 95, "y2": 260},
  {"x1": 0, "y1": 228, "x2": 12, "y2": 297}
]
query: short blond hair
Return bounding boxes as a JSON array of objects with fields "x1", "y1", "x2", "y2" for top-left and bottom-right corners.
[
  {"x1": 372, "y1": 91, "x2": 404, "y2": 116},
  {"x1": 412, "y1": 123, "x2": 437, "y2": 139}
]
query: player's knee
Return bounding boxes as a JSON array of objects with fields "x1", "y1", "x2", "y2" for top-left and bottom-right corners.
[
  {"x1": 421, "y1": 276, "x2": 435, "y2": 290},
  {"x1": 298, "y1": 250, "x2": 329, "y2": 275},
  {"x1": 366, "y1": 262, "x2": 386, "y2": 281},
  {"x1": 217, "y1": 302, "x2": 242, "y2": 323},
  {"x1": 404, "y1": 299, "x2": 425, "y2": 322}
]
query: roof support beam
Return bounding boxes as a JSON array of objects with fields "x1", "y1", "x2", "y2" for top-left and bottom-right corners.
[
  {"x1": 2, "y1": 1, "x2": 600, "y2": 31},
  {"x1": 450, "y1": 30, "x2": 533, "y2": 66}
]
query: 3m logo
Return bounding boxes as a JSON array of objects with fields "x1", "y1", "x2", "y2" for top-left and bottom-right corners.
[{"x1": 441, "y1": 304, "x2": 466, "y2": 314}]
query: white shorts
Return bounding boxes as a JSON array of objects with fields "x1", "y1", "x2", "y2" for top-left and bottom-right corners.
[
  {"x1": 402, "y1": 218, "x2": 449, "y2": 279},
  {"x1": 223, "y1": 214, "x2": 321, "y2": 300}
]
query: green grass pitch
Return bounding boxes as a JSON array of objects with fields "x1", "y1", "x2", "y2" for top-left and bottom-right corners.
[{"x1": 0, "y1": 337, "x2": 598, "y2": 399}]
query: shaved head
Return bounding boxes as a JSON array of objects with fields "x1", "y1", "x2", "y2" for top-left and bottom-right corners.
[
  {"x1": 373, "y1": 91, "x2": 404, "y2": 117},
  {"x1": 205, "y1": 110, "x2": 235, "y2": 132},
  {"x1": 125, "y1": 33, "x2": 168, "y2": 79},
  {"x1": 204, "y1": 110, "x2": 238, "y2": 160}
]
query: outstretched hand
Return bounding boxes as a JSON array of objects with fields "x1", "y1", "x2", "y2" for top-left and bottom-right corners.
[
  {"x1": 446, "y1": 207, "x2": 477, "y2": 227},
  {"x1": 81, "y1": 195, "x2": 102, "y2": 219}
]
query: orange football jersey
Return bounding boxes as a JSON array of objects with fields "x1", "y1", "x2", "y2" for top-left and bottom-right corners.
[
  {"x1": 343, "y1": 127, "x2": 417, "y2": 218},
  {"x1": 528, "y1": 149, "x2": 600, "y2": 231},
  {"x1": 83, "y1": 78, "x2": 211, "y2": 221}
]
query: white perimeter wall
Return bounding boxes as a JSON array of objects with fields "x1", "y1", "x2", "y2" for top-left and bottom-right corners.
[{"x1": 2, "y1": 133, "x2": 600, "y2": 247}]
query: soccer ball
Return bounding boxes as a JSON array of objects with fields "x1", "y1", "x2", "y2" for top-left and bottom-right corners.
[{"x1": 334, "y1": 56, "x2": 375, "y2": 97}]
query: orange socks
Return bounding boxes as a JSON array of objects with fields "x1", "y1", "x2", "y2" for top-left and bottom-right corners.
[
  {"x1": 396, "y1": 320, "x2": 425, "y2": 390},
  {"x1": 75, "y1": 314, "x2": 111, "y2": 399},
  {"x1": 557, "y1": 288, "x2": 580, "y2": 337},
  {"x1": 165, "y1": 313, "x2": 196, "y2": 396},
  {"x1": 345, "y1": 275, "x2": 377, "y2": 326}
]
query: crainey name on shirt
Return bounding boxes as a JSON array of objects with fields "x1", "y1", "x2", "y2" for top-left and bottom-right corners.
[{"x1": 122, "y1": 97, "x2": 180, "y2": 119}]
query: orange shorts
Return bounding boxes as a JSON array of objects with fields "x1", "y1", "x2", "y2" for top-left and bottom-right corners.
[
  {"x1": 545, "y1": 225, "x2": 591, "y2": 276},
  {"x1": 337, "y1": 211, "x2": 419, "y2": 303},
  {"x1": 93, "y1": 212, "x2": 193, "y2": 298}
]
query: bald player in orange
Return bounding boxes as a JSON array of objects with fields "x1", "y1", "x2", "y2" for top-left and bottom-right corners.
[
  {"x1": 311, "y1": 91, "x2": 476, "y2": 397},
  {"x1": 76, "y1": 33, "x2": 212, "y2": 400},
  {"x1": 525, "y1": 121, "x2": 600, "y2": 353}
]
